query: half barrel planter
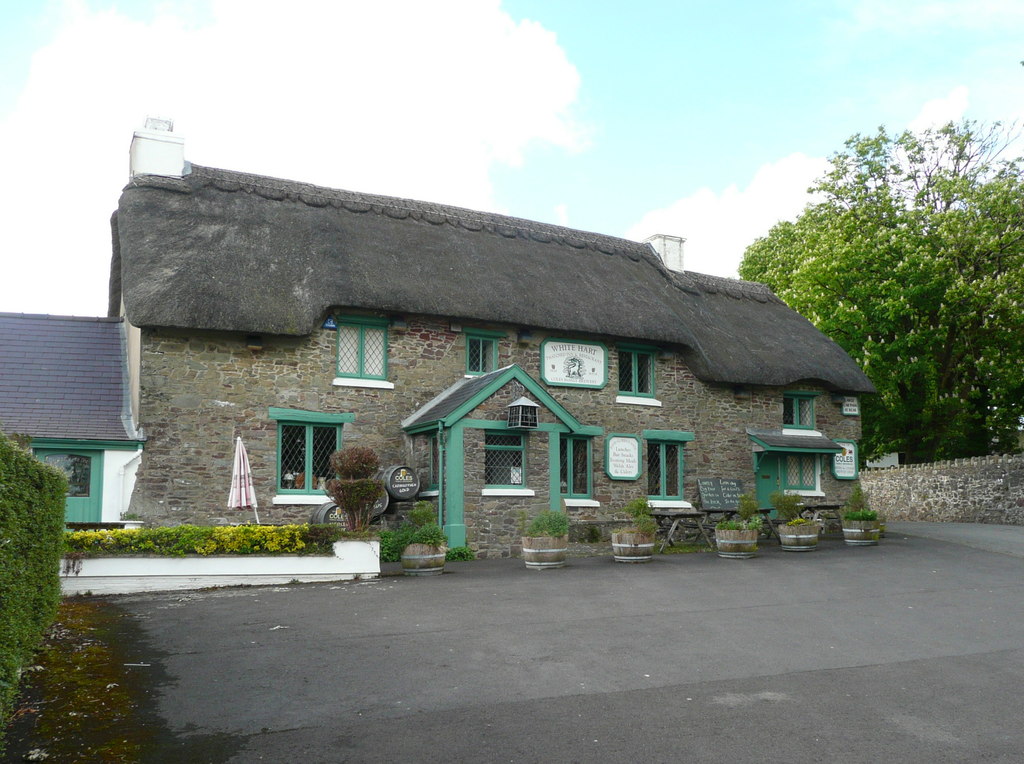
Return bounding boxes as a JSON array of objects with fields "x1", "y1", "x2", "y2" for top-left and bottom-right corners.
[
  {"x1": 715, "y1": 528, "x2": 759, "y2": 559},
  {"x1": 778, "y1": 523, "x2": 820, "y2": 552},
  {"x1": 401, "y1": 543, "x2": 447, "y2": 575},
  {"x1": 611, "y1": 531, "x2": 655, "y2": 563},
  {"x1": 842, "y1": 520, "x2": 880, "y2": 546},
  {"x1": 521, "y1": 535, "x2": 568, "y2": 570}
]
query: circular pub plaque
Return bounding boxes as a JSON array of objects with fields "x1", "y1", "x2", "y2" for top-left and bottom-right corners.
[{"x1": 382, "y1": 465, "x2": 420, "y2": 501}]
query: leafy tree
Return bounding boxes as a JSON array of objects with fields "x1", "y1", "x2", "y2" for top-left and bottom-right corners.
[{"x1": 741, "y1": 122, "x2": 1024, "y2": 463}]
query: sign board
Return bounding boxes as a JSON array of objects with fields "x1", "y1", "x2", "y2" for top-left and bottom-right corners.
[
  {"x1": 832, "y1": 440, "x2": 858, "y2": 479},
  {"x1": 382, "y1": 465, "x2": 420, "y2": 501},
  {"x1": 605, "y1": 435, "x2": 641, "y2": 480},
  {"x1": 540, "y1": 339, "x2": 607, "y2": 388},
  {"x1": 841, "y1": 396, "x2": 860, "y2": 416},
  {"x1": 696, "y1": 478, "x2": 744, "y2": 510}
]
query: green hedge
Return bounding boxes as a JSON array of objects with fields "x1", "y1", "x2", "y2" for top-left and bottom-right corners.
[{"x1": 0, "y1": 432, "x2": 67, "y2": 752}]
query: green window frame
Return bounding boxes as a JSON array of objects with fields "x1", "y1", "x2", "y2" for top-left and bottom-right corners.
[
  {"x1": 783, "y1": 392, "x2": 817, "y2": 429},
  {"x1": 466, "y1": 330, "x2": 501, "y2": 375},
  {"x1": 646, "y1": 440, "x2": 684, "y2": 499},
  {"x1": 559, "y1": 435, "x2": 591, "y2": 498},
  {"x1": 335, "y1": 315, "x2": 388, "y2": 380},
  {"x1": 484, "y1": 431, "x2": 525, "y2": 487},
  {"x1": 783, "y1": 453, "x2": 819, "y2": 491},
  {"x1": 269, "y1": 408, "x2": 353, "y2": 495},
  {"x1": 427, "y1": 433, "x2": 440, "y2": 490},
  {"x1": 618, "y1": 347, "x2": 656, "y2": 397}
]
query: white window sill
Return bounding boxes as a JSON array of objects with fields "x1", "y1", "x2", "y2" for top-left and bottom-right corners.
[
  {"x1": 272, "y1": 494, "x2": 329, "y2": 505},
  {"x1": 481, "y1": 488, "x2": 535, "y2": 497},
  {"x1": 616, "y1": 395, "x2": 662, "y2": 407},
  {"x1": 788, "y1": 490, "x2": 825, "y2": 498},
  {"x1": 418, "y1": 490, "x2": 439, "y2": 497},
  {"x1": 562, "y1": 498, "x2": 601, "y2": 508},
  {"x1": 648, "y1": 500, "x2": 693, "y2": 510},
  {"x1": 333, "y1": 377, "x2": 395, "y2": 390}
]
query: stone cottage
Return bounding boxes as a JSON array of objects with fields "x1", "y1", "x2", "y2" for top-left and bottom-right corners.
[{"x1": 110, "y1": 122, "x2": 875, "y2": 556}]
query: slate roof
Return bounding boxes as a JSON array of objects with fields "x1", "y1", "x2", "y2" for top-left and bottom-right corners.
[
  {"x1": 111, "y1": 165, "x2": 876, "y2": 393},
  {"x1": 402, "y1": 366, "x2": 511, "y2": 429},
  {"x1": 746, "y1": 428, "x2": 843, "y2": 452},
  {"x1": 0, "y1": 313, "x2": 137, "y2": 441}
]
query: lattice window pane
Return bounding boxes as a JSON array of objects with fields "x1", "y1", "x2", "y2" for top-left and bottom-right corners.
[
  {"x1": 559, "y1": 438, "x2": 569, "y2": 494},
  {"x1": 664, "y1": 444, "x2": 680, "y2": 497},
  {"x1": 647, "y1": 444, "x2": 662, "y2": 495},
  {"x1": 787, "y1": 454, "x2": 815, "y2": 489},
  {"x1": 280, "y1": 424, "x2": 307, "y2": 490},
  {"x1": 636, "y1": 353, "x2": 653, "y2": 394},
  {"x1": 337, "y1": 326, "x2": 360, "y2": 375},
  {"x1": 799, "y1": 455, "x2": 815, "y2": 487},
  {"x1": 618, "y1": 351, "x2": 634, "y2": 392},
  {"x1": 363, "y1": 327, "x2": 386, "y2": 376},
  {"x1": 485, "y1": 432, "x2": 523, "y2": 485},
  {"x1": 572, "y1": 439, "x2": 589, "y2": 495},
  {"x1": 799, "y1": 398, "x2": 813, "y2": 427},
  {"x1": 429, "y1": 436, "x2": 439, "y2": 488},
  {"x1": 311, "y1": 426, "x2": 337, "y2": 490},
  {"x1": 486, "y1": 433, "x2": 521, "y2": 448}
]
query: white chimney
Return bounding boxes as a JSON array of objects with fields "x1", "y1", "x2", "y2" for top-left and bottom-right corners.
[
  {"x1": 129, "y1": 117, "x2": 185, "y2": 178},
  {"x1": 644, "y1": 234, "x2": 686, "y2": 272}
]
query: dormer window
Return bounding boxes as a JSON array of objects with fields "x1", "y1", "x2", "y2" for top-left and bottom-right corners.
[{"x1": 783, "y1": 392, "x2": 817, "y2": 429}]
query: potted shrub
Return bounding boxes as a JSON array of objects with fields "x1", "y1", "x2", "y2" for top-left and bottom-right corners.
[
  {"x1": 521, "y1": 508, "x2": 570, "y2": 570},
  {"x1": 325, "y1": 447, "x2": 385, "y2": 532},
  {"x1": 400, "y1": 500, "x2": 448, "y2": 575},
  {"x1": 611, "y1": 498, "x2": 657, "y2": 563},
  {"x1": 841, "y1": 485, "x2": 880, "y2": 546},
  {"x1": 715, "y1": 494, "x2": 762, "y2": 558},
  {"x1": 772, "y1": 492, "x2": 818, "y2": 552}
]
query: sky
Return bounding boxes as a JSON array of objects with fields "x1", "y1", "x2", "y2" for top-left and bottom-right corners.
[{"x1": 1, "y1": 0, "x2": 1021, "y2": 317}]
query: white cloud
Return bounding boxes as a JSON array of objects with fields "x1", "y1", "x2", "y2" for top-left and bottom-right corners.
[
  {"x1": 907, "y1": 86, "x2": 970, "y2": 132},
  {"x1": 625, "y1": 153, "x2": 829, "y2": 279},
  {"x1": 0, "y1": 0, "x2": 584, "y2": 315},
  {"x1": 845, "y1": 0, "x2": 1024, "y2": 33}
]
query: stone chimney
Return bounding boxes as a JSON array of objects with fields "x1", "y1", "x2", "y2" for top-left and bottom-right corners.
[
  {"x1": 644, "y1": 234, "x2": 686, "y2": 273},
  {"x1": 129, "y1": 116, "x2": 185, "y2": 178}
]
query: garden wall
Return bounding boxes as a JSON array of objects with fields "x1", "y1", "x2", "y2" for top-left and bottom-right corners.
[{"x1": 861, "y1": 453, "x2": 1024, "y2": 525}]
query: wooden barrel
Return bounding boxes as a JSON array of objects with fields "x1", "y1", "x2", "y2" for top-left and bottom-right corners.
[
  {"x1": 401, "y1": 543, "x2": 447, "y2": 576},
  {"x1": 309, "y1": 502, "x2": 343, "y2": 525},
  {"x1": 842, "y1": 521, "x2": 880, "y2": 546},
  {"x1": 611, "y1": 531, "x2": 655, "y2": 563},
  {"x1": 715, "y1": 529, "x2": 758, "y2": 558},
  {"x1": 778, "y1": 525, "x2": 820, "y2": 552},
  {"x1": 522, "y1": 535, "x2": 568, "y2": 569},
  {"x1": 381, "y1": 465, "x2": 420, "y2": 501}
]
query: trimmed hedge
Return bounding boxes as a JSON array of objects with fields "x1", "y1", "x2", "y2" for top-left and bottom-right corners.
[
  {"x1": 0, "y1": 432, "x2": 67, "y2": 752},
  {"x1": 63, "y1": 524, "x2": 363, "y2": 558}
]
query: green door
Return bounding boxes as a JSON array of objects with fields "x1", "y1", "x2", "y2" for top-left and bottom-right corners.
[
  {"x1": 36, "y1": 450, "x2": 103, "y2": 523},
  {"x1": 754, "y1": 453, "x2": 780, "y2": 510}
]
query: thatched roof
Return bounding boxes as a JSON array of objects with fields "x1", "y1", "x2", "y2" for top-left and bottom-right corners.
[{"x1": 111, "y1": 165, "x2": 875, "y2": 393}]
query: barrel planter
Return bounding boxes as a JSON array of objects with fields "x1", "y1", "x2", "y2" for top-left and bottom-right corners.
[
  {"x1": 842, "y1": 520, "x2": 880, "y2": 546},
  {"x1": 401, "y1": 543, "x2": 447, "y2": 575},
  {"x1": 715, "y1": 528, "x2": 758, "y2": 558},
  {"x1": 522, "y1": 535, "x2": 568, "y2": 570},
  {"x1": 778, "y1": 523, "x2": 820, "y2": 552},
  {"x1": 611, "y1": 531, "x2": 655, "y2": 563}
]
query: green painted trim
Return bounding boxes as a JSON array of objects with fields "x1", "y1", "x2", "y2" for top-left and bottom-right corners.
[
  {"x1": 616, "y1": 347, "x2": 657, "y2": 398},
  {"x1": 782, "y1": 453, "x2": 820, "y2": 491},
  {"x1": 548, "y1": 433, "x2": 562, "y2": 511},
  {"x1": 29, "y1": 438, "x2": 142, "y2": 451},
  {"x1": 440, "y1": 366, "x2": 585, "y2": 432},
  {"x1": 831, "y1": 439, "x2": 860, "y2": 480},
  {"x1": 575, "y1": 425, "x2": 604, "y2": 437},
  {"x1": 646, "y1": 440, "x2": 684, "y2": 499},
  {"x1": 268, "y1": 407, "x2": 355, "y2": 424},
  {"x1": 559, "y1": 434, "x2": 592, "y2": 500},
  {"x1": 616, "y1": 341, "x2": 661, "y2": 352},
  {"x1": 641, "y1": 429, "x2": 695, "y2": 443},
  {"x1": 748, "y1": 434, "x2": 842, "y2": 454},
  {"x1": 405, "y1": 422, "x2": 441, "y2": 435},
  {"x1": 462, "y1": 327, "x2": 508, "y2": 339},
  {"x1": 465, "y1": 332, "x2": 500, "y2": 375},
  {"x1": 35, "y1": 448, "x2": 105, "y2": 522},
  {"x1": 275, "y1": 421, "x2": 341, "y2": 495},
  {"x1": 332, "y1": 314, "x2": 389, "y2": 327},
  {"x1": 444, "y1": 424, "x2": 466, "y2": 546},
  {"x1": 539, "y1": 338, "x2": 608, "y2": 389},
  {"x1": 334, "y1": 318, "x2": 389, "y2": 380},
  {"x1": 460, "y1": 418, "x2": 569, "y2": 433},
  {"x1": 783, "y1": 392, "x2": 817, "y2": 429},
  {"x1": 786, "y1": 390, "x2": 824, "y2": 397},
  {"x1": 605, "y1": 433, "x2": 641, "y2": 481}
]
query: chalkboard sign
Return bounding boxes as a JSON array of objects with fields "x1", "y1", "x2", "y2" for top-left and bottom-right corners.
[{"x1": 696, "y1": 478, "x2": 745, "y2": 510}]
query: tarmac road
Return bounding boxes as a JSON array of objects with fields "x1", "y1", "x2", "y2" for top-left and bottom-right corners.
[{"x1": 110, "y1": 525, "x2": 1024, "y2": 763}]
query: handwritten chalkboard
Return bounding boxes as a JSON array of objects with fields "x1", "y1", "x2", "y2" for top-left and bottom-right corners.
[{"x1": 696, "y1": 478, "x2": 745, "y2": 510}]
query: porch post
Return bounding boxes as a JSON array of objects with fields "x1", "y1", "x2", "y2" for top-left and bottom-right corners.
[{"x1": 443, "y1": 423, "x2": 466, "y2": 547}]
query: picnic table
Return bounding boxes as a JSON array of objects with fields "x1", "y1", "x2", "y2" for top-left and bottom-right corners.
[{"x1": 650, "y1": 509, "x2": 714, "y2": 551}]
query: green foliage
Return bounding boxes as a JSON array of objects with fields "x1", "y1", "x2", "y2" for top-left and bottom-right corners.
[
  {"x1": 770, "y1": 491, "x2": 804, "y2": 523},
  {"x1": 0, "y1": 432, "x2": 67, "y2": 750},
  {"x1": 842, "y1": 484, "x2": 878, "y2": 522},
  {"x1": 524, "y1": 510, "x2": 569, "y2": 538},
  {"x1": 717, "y1": 494, "x2": 763, "y2": 531},
  {"x1": 62, "y1": 524, "x2": 360, "y2": 557},
  {"x1": 379, "y1": 527, "x2": 416, "y2": 563},
  {"x1": 740, "y1": 122, "x2": 1024, "y2": 462},
  {"x1": 445, "y1": 546, "x2": 476, "y2": 561},
  {"x1": 408, "y1": 500, "x2": 438, "y2": 528},
  {"x1": 409, "y1": 523, "x2": 447, "y2": 547},
  {"x1": 329, "y1": 446, "x2": 380, "y2": 480},
  {"x1": 325, "y1": 447, "x2": 385, "y2": 532},
  {"x1": 620, "y1": 497, "x2": 657, "y2": 535}
]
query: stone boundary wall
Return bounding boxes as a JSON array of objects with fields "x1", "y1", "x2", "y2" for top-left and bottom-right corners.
[{"x1": 861, "y1": 453, "x2": 1024, "y2": 525}]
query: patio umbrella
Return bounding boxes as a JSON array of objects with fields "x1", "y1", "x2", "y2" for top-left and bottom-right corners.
[{"x1": 228, "y1": 436, "x2": 260, "y2": 524}]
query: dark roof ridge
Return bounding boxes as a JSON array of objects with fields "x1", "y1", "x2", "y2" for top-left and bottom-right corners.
[
  {"x1": 0, "y1": 312, "x2": 123, "y2": 323},
  {"x1": 180, "y1": 164, "x2": 651, "y2": 261},
  {"x1": 675, "y1": 271, "x2": 779, "y2": 304}
]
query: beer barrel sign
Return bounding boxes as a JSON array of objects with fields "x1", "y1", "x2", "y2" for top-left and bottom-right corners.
[{"x1": 382, "y1": 465, "x2": 420, "y2": 501}]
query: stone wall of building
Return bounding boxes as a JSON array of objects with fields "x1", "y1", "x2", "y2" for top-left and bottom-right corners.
[
  {"x1": 861, "y1": 454, "x2": 1024, "y2": 525},
  {"x1": 129, "y1": 312, "x2": 865, "y2": 553}
]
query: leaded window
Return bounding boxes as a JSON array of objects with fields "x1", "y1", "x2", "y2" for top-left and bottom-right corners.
[
  {"x1": 484, "y1": 431, "x2": 525, "y2": 487},
  {"x1": 559, "y1": 436, "x2": 591, "y2": 498},
  {"x1": 618, "y1": 349, "x2": 655, "y2": 396},
  {"x1": 783, "y1": 393, "x2": 815, "y2": 429},
  {"x1": 336, "y1": 318, "x2": 388, "y2": 380},
  {"x1": 466, "y1": 334, "x2": 498, "y2": 375},
  {"x1": 784, "y1": 454, "x2": 818, "y2": 491},
  {"x1": 278, "y1": 422, "x2": 340, "y2": 493},
  {"x1": 647, "y1": 441, "x2": 683, "y2": 499}
]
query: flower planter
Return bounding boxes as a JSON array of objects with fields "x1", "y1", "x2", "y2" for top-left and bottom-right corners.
[
  {"x1": 842, "y1": 520, "x2": 880, "y2": 546},
  {"x1": 521, "y1": 535, "x2": 568, "y2": 570},
  {"x1": 715, "y1": 528, "x2": 759, "y2": 558},
  {"x1": 778, "y1": 524, "x2": 820, "y2": 552},
  {"x1": 400, "y1": 543, "x2": 447, "y2": 576},
  {"x1": 611, "y1": 531, "x2": 655, "y2": 563}
]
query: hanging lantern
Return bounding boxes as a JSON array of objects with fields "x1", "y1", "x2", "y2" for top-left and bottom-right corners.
[{"x1": 506, "y1": 396, "x2": 540, "y2": 429}]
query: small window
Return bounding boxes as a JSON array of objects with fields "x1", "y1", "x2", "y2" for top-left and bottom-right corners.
[
  {"x1": 466, "y1": 334, "x2": 498, "y2": 375},
  {"x1": 618, "y1": 349, "x2": 655, "y2": 397},
  {"x1": 278, "y1": 422, "x2": 340, "y2": 493},
  {"x1": 484, "y1": 431, "x2": 525, "y2": 487},
  {"x1": 783, "y1": 393, "x2": 816, "y2": 429},
  {"x1": 559, "y1": 436, "x2": 591, "y2": 498},
  {"x1": 426, "y1": 434, "x2": 440, "y2": 490},
  {"x1": 336, "y1": 317, "x2": 388, "y2": 380},
  {"x1": 647, "y1": 441, "x2": 683, "y2": 499},
  {"x1": 784, "y1": 453, "x2": 819, "y2": 491}
]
